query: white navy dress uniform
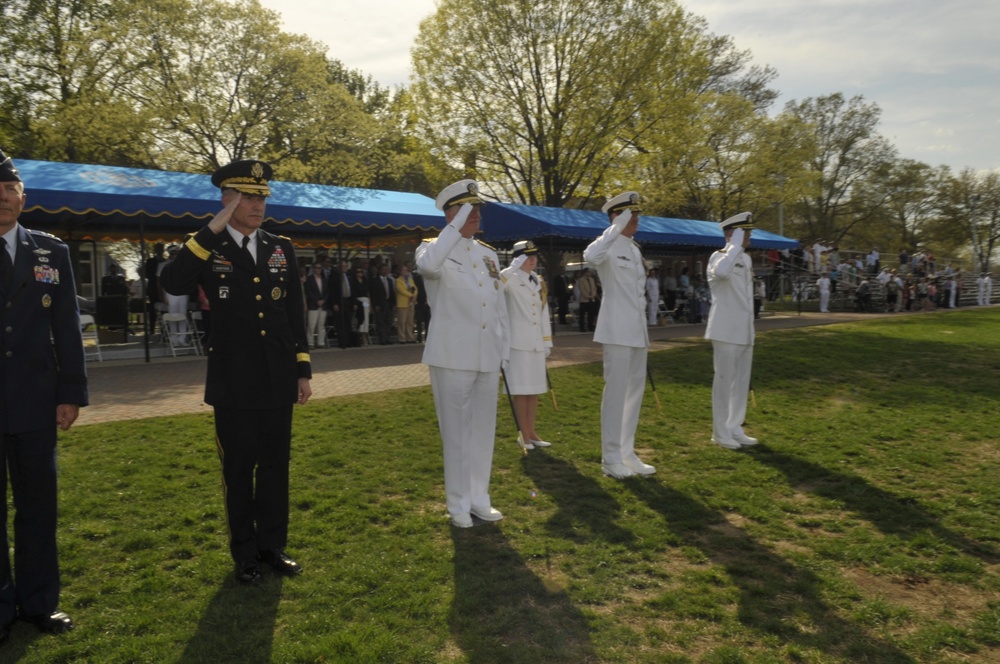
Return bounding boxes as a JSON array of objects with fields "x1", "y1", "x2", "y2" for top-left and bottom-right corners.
[
  {"x1": 416, "y1": 180, "x2": 510, "y2": 528},
  {"x1": 500, "y1": 242, "x2": 552, "y2": 396},
  {"x1": 583, "y1": 192, "x2": 655, "y2": 479},
  {"x1": 705, "y1": 212, "x2": 758, "y2": 449}
]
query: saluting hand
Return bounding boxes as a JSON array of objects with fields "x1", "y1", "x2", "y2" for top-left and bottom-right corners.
[{"x1": 208, "y1": 192, "x2": 243, "y2": 234}]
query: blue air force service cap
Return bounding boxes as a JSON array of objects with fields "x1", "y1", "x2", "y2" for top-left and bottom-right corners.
[
  {"x1": 602, "y1": 191, "x2": 642, "y2": 215},
  {"x1": 512, "y1": 240, "x2": 539, "y2": 258},
  {"x1": 211, "y1": 159, "x2": 273, "y2": 197},
  {"x1": 435, "y1": 179, "x2": 484, "y2": 211},
  {"x1": 719, "y1": 212, "x2": 754, "y2": 232},
  {"x1": 0, "y1": 149, "x2": 21, "y2": 182}
]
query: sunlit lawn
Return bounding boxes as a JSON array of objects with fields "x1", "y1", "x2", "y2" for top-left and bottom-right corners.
[{"x1": 5, "y1": 308, "x2": 1000, "y2": 663}]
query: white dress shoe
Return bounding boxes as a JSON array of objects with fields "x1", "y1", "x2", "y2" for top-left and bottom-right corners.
[
  {"x1": 530, "y1": 439, "x2": 552, "y2": 448},
  {"x1": 451, "y1": 513, "x2": 474, "y2": 528},
  {"x1": 733, "y1": 433, "x2": 758, "y2": 446},
  {"x1": 623, "y1": 457, "x2": 656, "y2": 475},
  {"x1": 518, "y1": 437, "x2": 535, "y2": 451},
  {"x1": 711, "y1": 437, "x2": 742, "y2": 450},
  {"x1": 471, "y1": 506, "x2": 503, "y2": 522},
  {"x1": 602, "y1": 463, "x2": 634, "y2": 479}
]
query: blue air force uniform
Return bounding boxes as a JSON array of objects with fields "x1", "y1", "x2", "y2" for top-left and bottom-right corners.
[{"x1": 0, "y1": 148, "x2": 87, "y2": 633}]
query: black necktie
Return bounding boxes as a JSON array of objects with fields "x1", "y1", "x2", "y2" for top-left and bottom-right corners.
[
  {"x1": 529, "y1": 274, "x2": 537, "y2": 285},
  {"x1": 0, "y1": 238, "x2": 12, "y2": 292},
  {"x1": 241, "y1": 235, "x2": 254, "y2": 264}
]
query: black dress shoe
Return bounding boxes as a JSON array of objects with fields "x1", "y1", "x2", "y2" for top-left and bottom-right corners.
[
  {"x1": 258, "y1": 549, "x2": 302, "y2": 576},
  {"x1": 236, "y1": 560, "x2": 263, "y2": 585},
  {"x1": 25, "y1": 611, "x2": 74, "y2": 634}
]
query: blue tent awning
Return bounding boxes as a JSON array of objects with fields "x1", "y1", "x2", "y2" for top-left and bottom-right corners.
[
  {"x1": 481, "y1": 201, "x2": 798, "y2": 251},
  {"x1": 16, "y1": 159, "x2": 444, "y2": 246}
]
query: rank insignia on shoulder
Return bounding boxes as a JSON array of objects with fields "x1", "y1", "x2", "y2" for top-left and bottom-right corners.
[{"x1": 476, "y1": 239, "x2": 496, "y2": 251}]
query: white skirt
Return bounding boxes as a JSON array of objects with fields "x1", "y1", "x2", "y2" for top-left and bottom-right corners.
[{"x1": 505, "y1": 348, "x2": 547, "y2": 395}]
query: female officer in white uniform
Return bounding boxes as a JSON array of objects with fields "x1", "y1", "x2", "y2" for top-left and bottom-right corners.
[{"x1": 500, "y1": 240, "x2": 553, "y2": 450}]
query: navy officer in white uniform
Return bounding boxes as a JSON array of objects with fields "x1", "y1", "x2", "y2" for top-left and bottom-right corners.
[
  {"x1": 416, "y1": 180, "x2": 510, "y2": 528},
  {"x1": 583, "y1": 192, "x2": 655, "y2": 479},
  {"x1": 500, "y1": 240, "x2": 553, "y2": 451},
  {"x1": 705, "y1": 212, "x2": 759, "y2": 450}
]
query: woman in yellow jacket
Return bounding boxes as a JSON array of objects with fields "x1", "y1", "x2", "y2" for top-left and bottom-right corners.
[{"x1": 395, "y1": 263, "x2": 419, "y2": 342}]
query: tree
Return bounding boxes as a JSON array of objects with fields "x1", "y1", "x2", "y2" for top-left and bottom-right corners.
[
  {"x1": 412, "y1": 0, "x2": 720, "y2": 209},
  {"x1": 927, "y1": 168, "x2": 1000, "y2": 272},
  {"x1": 0, "y1": 0, "x2": 155, "y2": 164},
  {"x1": 784, "y1": 93, "x2": 897, "y2": 244}
]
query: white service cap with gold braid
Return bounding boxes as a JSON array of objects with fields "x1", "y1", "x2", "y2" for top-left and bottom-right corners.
[
  {"x1": 719, "y1": 212, "x2": 753, "y2": 231},
  {"x1": 602, "y1": 191, "x2": 642, "y2": 215},
  {"x1": 435, "y1": 179, "x2": 484, "y2": 211}
]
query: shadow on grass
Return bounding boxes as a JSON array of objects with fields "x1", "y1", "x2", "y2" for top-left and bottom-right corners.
[
  {"x1": 749, "y1": 446, "x2": 1000, "y2": 563},
  {"x1": 177, "y1": 575, "x2": 283, "y2": 663},
  {"x1": 450, "y1": 525, "x2": 597, "y2": 664},
  {"x1": 520, "y1": 453, "x2": 636, "y2": 546},
  {"x1": 627, "y1": 480, "x2": 916, "y2": 663}
]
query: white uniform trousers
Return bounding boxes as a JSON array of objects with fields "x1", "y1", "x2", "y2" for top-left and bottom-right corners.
[
  {"x1": 647, "y1": 298, "x2": 659, "y2": 326},
  {"x1": 819, "y1": 290, "x2": 830, "y2": 313},
  {"x1": 166, "y1": 292, "x2": 189, "y2": 345},
  {"x1": 600, "y1": 344, "x2": 648, "y2": 465},
  {"x1": 711, "y1": 340, "x2": 754, "y2": 442},
  {"x1": 429, "y1": 366, "x2": 499, "y2": 518},
  {"x1": 306, "y1": 308, "x2": 327, "y2": 347}
]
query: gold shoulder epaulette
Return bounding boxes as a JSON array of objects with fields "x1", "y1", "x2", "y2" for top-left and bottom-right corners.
[
  {"x1": 278, "y1": 234, "x2": 291, "y2": 241},
  {"x1": 476, "y1": 239, "x2": 496, "y2": 251},
  {"x1": 421, "y1": 238, "x2": 432, "y2": 243}
]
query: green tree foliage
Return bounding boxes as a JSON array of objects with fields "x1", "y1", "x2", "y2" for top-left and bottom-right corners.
[
  {"x1": 0, "y1": 0, "x2": 155, "y2": 163},
  {"x1": 926, "y1": 168, "x2": 1000, "y2": 272},
  {"x1": 783, "y1": 93, "x2": 897, "y2": 244},
  {"x1": 0, "y1": 0, "x2": 449, "y2": 192},
  {"x1": 412, "y1": 0, "x2": 725, "y2": 208}
]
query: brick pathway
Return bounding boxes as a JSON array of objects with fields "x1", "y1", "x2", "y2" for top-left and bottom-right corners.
[{"x1": 76, "y1": 310, "x2": 901, "y2": 427}]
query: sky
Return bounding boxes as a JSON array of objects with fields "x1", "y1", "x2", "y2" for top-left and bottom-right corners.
[{"x1": 257, "y1": 0, "x2": 1000, "y2": 175}]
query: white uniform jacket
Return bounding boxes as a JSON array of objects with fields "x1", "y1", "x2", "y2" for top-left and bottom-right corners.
[
  {"x1": 705, "y1": 242, "x2": 755, "y2": 346},
  {"x1": 416, "y1": 224, "x2": 510, "y2": 372},
  {"x1": 583, "y1": 221, "x2": 649, "y2": 348},
  {"x1": 500, "y1": 266, "x2": 552, "y2": 352}
]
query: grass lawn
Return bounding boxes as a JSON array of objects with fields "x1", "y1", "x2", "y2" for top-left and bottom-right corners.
[{"x1": 5, "y1": 309, "x2": 1000, "y2": 663}]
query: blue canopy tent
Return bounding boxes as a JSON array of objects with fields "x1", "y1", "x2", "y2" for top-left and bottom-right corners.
[
  {"x1": 481, "y1": 201, "x2": 798, "y2": 252},
  {"x1": 15, "y1": 159, "x2": 444, "y2": 247}
]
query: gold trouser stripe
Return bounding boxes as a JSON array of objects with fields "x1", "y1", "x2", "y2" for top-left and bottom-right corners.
[
  {"x1": 215, "y1": 433, "x2": 233, "y2": 546},
  {"x1": 186, "y1": 237, "x2": 211, "y2": 261}
]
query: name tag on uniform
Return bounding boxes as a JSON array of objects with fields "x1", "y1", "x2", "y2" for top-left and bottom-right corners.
[{"x1": 212, "y1": 260, "x2": 233, "y2": 273}]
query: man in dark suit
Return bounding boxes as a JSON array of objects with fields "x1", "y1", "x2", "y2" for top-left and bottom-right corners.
[
  {"x1": 303, "y1": 262, "x2": 329, "y2": 348},
  {"x1": 0, "y1": 149, "x2": 87, "y2": 643},
  {"x1": 369, "y1": 264, "x2": 395, "y2": 345},
  {"x1": 160, "y1": 159, "x2": 312, "y2": 585},
  {"x1": 327, "y1": 259, "x2": 354, "y2": 348}
]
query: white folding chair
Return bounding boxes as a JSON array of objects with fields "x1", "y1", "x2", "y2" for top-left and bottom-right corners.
[
  {"x1": 190, "y1": 311, "x2": 207, "y2": 355},
  {"x1": 159, "y1": 312, "x2": 199, "y2": 357},
  {"x1": 80, "y1": 314, "x2": 102, "y2": 362}
]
